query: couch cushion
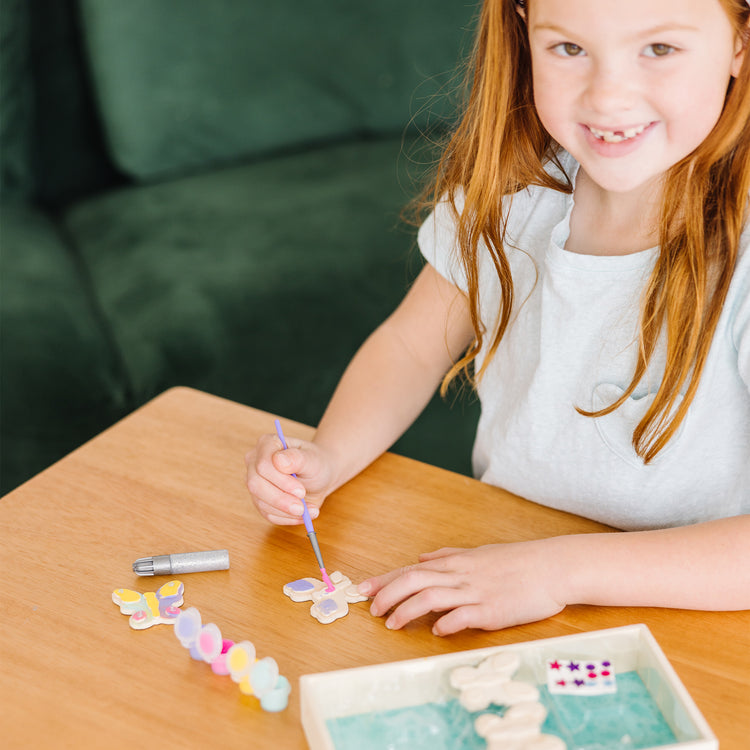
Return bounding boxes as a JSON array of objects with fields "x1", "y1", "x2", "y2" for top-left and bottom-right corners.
[
  {"x1": 62, "y1": 136, "x2": 478, "y2": 473},
  {"x1": 77, "y1": 0, "x2": 476, "y2": 180},
  {"x1": 62, "y1": 137, "x2": 422, "y2": 406},
  {"x1": 0, "y1": 203, "x2": 130, "y2": 493}
]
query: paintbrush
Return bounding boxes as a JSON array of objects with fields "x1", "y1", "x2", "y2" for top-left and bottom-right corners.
[{"x1": 274, "y1": 419, "x2": 335, "y2": 592}]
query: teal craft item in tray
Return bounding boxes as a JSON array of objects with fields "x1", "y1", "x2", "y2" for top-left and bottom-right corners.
[
  {"x1": 325, "y1": 673, "x2": 677, "y2": 750},
  {"x1": 300, "y1": 624, "x2": 717, "y2": 750},
  {"x1": 541, "y1": 672, "x2": 677, "y2": 748}
]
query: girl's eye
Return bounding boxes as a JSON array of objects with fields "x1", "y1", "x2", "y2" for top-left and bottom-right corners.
[
  {"x1": 643, "y1": 43, "x2": 675, "y2": 57},
  {"x1": 552, "y1": 42, "x2": 586, "y2": 57}
]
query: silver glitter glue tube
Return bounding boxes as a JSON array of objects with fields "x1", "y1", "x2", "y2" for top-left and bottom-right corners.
[{"x1": 132, "y1": 549, "x2": 230, "y2": 576}]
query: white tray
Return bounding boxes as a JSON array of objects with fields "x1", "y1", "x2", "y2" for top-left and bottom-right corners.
[{"x1": 300, "y1": 624, "x2": 717, "y2": 750}]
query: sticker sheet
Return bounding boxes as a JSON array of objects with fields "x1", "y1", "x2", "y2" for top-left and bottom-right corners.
[{"x1": 546, "y1": 658, "x2": 617, "y2": 695}]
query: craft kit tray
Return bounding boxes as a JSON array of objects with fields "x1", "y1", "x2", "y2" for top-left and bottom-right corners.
[{"x1": 300, "y1": 624, "x2": 717, "y2": 750}]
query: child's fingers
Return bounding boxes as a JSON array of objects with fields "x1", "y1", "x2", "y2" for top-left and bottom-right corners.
[
  {"x1": 253, "y1": 491, "x2": 302, "y2": 525},
  {"x1": 431, "y1": 604, "x2": 486, "y2": 636},
  {"x1": 358, "y1": 551, "x2": 462, "y2": 597},
  {"x1": 381, "y1": 583, "x2": 472, "y2": 631},
  {"x1": 245, "y1": 432, "x2": 333, "y2": 527},
  {"x1": 418, "y1": 547, "x2": 467, "y2": 562},
  {"x1": 357, "y1": 565, "x2": 412, "y2": 597},
  {"x1": 366, "y1": 566, "x2": 461, "y2": 618},
  {"x1": 245, "y1": 442, "x2": 311, "y2": 524},
  {"x1": 249, "y1": 481, "x2": 305, "y2": 525},
  {"x1": 365, "y1": 566, "x2": 503, "y2": 634},
  {"x1": 270, "y1": 446, "x2": 309, "y2": 484},
  {"x1": 249, "y1": 434, "x2": 307, "y2": 493},
  {"x1": 253, "y1": 432, "x2": 303, "y2": 473},
  {"x1": 245, "y1": 458, "x2": 303, "y2": 508}
]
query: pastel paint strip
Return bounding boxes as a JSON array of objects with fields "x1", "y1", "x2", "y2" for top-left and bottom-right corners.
[
  {"x1": 227, "y1": 641, "x2": 256, "y2": 682},
  {"x1": 259, "y1": 675, "x2": 291, "y2": 713},
  {"x1": 249, "y1": 657, "x2": 279, "y2": 697},
  {"x1": 174, "y1": 607, "x2": 202, "y2": 647},
  {"x1": 172, "y1": 608, "x2": 290, "y2": 711},
  {"x1": 211, "y1": 639, "x2": 236, "y2": 675}
]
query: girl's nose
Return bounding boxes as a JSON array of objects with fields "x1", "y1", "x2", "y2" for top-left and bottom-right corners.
[{"x1": 583, "y1": 63, "x2": 637, "y2": 115}]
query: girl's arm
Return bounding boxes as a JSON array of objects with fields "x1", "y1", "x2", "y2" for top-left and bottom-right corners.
[
  {"x1": 246, "y1": 263, "x2": 474, "y2": 524},
  {"x1": 564, "y1": 514, "x2": 750, "y2": 610},
  {"x1": 362, "y1": 514, "x2": 750, "y2": 634},
  {"x1": 312, "y1": 262, "x2": 474, "y2": 494}
]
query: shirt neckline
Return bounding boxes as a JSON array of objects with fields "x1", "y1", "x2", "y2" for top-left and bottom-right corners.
[{"x1": 547, "y1": 156, "x2": 658, "y2": 273}]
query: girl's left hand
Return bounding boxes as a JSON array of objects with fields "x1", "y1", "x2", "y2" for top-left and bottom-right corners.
[{"x1": 358, "y1": 540, "x2": 570, "y2": 635}]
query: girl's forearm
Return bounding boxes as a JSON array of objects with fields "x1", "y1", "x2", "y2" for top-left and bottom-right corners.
[{"x1": 561, "y1": 514, "x2": 750, "y2": 611}]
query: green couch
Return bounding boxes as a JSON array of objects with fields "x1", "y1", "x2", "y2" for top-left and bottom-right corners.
[{"x1": 0, "y1": 0, "x2": 480, "y2": 495}]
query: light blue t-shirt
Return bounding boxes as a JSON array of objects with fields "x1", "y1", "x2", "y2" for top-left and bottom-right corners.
[{"x1": 418, "y1": 153, "x2": 750, "y2": 530}]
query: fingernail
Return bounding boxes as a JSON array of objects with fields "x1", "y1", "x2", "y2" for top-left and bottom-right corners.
[
  {"x1": 292, "y1": 486, "x2": 306, "y2": 499},
  {"x1": 309, "y1": 507, "x2": 319, "y2": 519},
  {"x1": 385, "y1": 617, "x2": 395, "y2": 630},
  {"x1": 369, "y1": 602, "x2": 379, "y2": 616},
  {"x1": 357, "y1": 581, "x2": 372, "y2": 596},
  {"x1": 291, "y1": 503, "x2": 304, "y2": 516}
]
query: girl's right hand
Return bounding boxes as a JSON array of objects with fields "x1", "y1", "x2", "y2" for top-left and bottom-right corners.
[{"x1": 245, "y1": 432, "x2": 334, "y2": 525}]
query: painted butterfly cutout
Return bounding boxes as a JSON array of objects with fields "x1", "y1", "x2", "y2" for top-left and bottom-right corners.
[
  {"x1": 112, "y1": 579, "x2": 184, "y2": 629},
  {"x1": 283, "y1": 570, "x2": 368, "y2": 624}
]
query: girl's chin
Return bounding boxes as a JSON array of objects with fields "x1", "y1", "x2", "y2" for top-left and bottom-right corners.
[{"x1": 578, "y1": 167, "x2": 660, "y2": 195}]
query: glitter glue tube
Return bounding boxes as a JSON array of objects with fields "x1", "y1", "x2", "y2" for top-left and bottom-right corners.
[{"x1": 133, "y1": 549, "x2": 230, "y2": 576}]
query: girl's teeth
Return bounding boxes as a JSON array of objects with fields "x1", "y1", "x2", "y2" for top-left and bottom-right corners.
[{"x1": 589, "y1": 124, "x2": 647, "y2": 143}]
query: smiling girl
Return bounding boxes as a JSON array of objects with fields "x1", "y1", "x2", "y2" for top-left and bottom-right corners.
[{"x1": 246, "y1": 0, "x2": 750, "y2": 634}]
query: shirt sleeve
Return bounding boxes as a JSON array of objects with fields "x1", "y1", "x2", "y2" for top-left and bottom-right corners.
[
  {"x1": 416, "y1": 151, "x2": 576, "y2": 295},
  {"x1": 417, "y1": 193, "x2": 468, "y2": 293}
]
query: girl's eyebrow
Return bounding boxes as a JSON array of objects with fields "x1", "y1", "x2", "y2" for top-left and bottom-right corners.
[
  {"x1": 531, "y1": 21, "x2": 700, "y2": 37},
  {"x1": 637, "y1": 23, "x2": 701, "y2": 36}
]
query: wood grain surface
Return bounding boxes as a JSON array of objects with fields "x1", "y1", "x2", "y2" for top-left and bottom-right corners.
[{"x1": 1, "y1": 387, "x2": 747, "y2": 748}]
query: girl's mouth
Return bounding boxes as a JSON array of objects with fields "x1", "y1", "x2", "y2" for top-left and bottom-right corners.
[{"x1": 586, "y1": 123, "x2": 652, "y2": 144}]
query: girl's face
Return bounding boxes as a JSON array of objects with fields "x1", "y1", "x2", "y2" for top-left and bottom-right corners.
[{"x1": 527, "y1": 0, "x2": 746, "y2": 196}]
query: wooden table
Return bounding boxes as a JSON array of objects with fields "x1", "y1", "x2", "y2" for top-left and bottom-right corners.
[{"x1": 1, "y1": 387, "x2": 748, "y2": 748}]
